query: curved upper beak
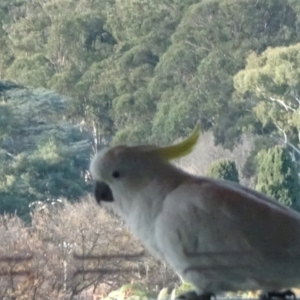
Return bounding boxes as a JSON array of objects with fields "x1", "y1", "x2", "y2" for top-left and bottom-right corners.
[{"x1": 93, "y1": 181, "x2": 114, "y2": 204}]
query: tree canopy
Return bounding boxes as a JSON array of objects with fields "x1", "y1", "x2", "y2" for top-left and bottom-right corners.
[
  {"x1": 1, "y1": 0, "x2": 300, "y2": 148},
  {"x1": 2, "y1": 0, "x2": 300, "y2": 217},
  {"x1": 256, "y1": 146, "x2": 300, "y2": 209},
  {"x1": 207, "y1": 159, "x2": 240, "y2": 183},
  {"x1": 0, "y1": 81, "x2": 92, "y2": 221}
]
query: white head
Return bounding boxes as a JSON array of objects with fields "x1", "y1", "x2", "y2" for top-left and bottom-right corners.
[{"x1": 89, "y1": 125, "x2": 200, "y2": 207}]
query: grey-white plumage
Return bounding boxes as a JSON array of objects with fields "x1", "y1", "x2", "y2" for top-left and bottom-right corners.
[{"x1": 90, "y1": 130, "x2": 300, "y2": 299}]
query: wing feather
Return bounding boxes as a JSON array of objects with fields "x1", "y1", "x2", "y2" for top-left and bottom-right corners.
[
  {"x1": 188, "y1": 177, "x2": 300, "y2": 257},
  {"x1": 157, "y1": 178, "x2": 300, "y2": 274}
]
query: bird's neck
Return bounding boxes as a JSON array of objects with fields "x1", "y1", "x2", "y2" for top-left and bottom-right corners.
[{"x1": 114, "y1": 165, "x2": 189, "y2": 248}]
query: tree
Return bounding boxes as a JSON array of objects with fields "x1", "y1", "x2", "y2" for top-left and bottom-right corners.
[
  {"x1": 234, "y1": 43, "x2": 300, "y2": 159},
  {"x1": 2, "y1": 0, "x2": 300, "y2": 151},
  {"x1": 150, "y1": 0, "x2": 299, "y2": 147},
  {"x1": 0, "y1": 198, "x2": 178, "y2": 298},
  {"x1": 6, "y1": 54, "x2": 56, "y2": 88},
  {"x1": 233, "y1": 44, "x2": 300, "y2": 178},
  {"x1": 0, "y1": 81, "x2": 93, "y2": 221},
  {"x1": 255, "y1": 145, "x2": 300, "y2": 209},
  {"x1": 0, "y1": 199, "x2": 128, "y2": 299},
  {"x1": 207, "y1": 159, "x2": 239, "y2": 183}
]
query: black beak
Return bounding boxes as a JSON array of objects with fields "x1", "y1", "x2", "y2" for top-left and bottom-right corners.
[{"x1": 94, "y1": 181, "x2": 114, "y2": 204}]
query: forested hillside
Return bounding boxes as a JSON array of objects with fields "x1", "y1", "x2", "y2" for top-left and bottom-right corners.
[
  {"x1": 1, "y1": 0, "x2": 300, "y2": 218},
  {"x1": 0, "y1": 82, "x2": 93, "y2": 220}
]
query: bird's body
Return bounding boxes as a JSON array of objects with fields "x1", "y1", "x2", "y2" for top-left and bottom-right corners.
[{"x1": 90, "y1": 127, "x2": 300, "y2": 298}]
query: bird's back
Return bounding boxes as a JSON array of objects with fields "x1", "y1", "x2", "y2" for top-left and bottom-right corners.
[{"x1": 155, "y1": 177, "x2": 300, "y2": 293}]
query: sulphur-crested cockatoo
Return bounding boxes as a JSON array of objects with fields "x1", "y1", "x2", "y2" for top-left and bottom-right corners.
[{"x1": 90, "y1": 125, "x2": 300, "y2": 300}]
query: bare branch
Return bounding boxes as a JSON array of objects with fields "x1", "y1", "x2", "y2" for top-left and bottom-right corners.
[
  {"x1": 73, "y1": 252, "x2": 145, "y2": 261},
  {"x1": 269, "y1": 96, "x2": 296, "y2": 112}
]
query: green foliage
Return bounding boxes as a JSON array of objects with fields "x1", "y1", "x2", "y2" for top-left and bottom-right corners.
[
  {"x1": 0, "y1": 82, "x2": 92, "y2": 221},
  {"x1": 174, "y1": 282, "x2": 194, "y2": 297},
  {"x1": 149, "y1": 0, "x2": 299, "y2": 146},
  {"x1": 105, "y1": 282, "x2": 155, "y2": 300},
  {"x1": 2, "y1": 0, "x2": 300, "y2": 149},
  {"x1": 234, "y1": 44, "x2": 300, "y2": 147},
  {"x1": 2, "y1": 0, "x2": 300, "y2": 217},
  {"x1": 6, "y1": 54, "x2": 55, "y2": 87},
  {"x1": 207, "y1": 159, "x2": 240, "y2": 183},
  {"x1": 242, "y1": 136, "x2": 278, "y2": 179},
  {"x1": 255, "y1": 146, "x2": 300, "y2": 209}
]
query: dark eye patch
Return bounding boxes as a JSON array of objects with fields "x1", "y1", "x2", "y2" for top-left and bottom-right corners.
[
  {"x1": 112, "y1": 170, "x2": 121, "y2": 179},
  {"x1": 94, "y1": 181, "x2": 114, "y2": 203}
]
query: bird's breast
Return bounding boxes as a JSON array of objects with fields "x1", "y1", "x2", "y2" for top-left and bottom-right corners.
[{"x1": 115, "y1": 193, "x2": 165, "y2": 260}]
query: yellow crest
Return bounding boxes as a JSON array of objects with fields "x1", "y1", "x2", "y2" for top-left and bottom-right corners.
[{"x1": 151, "y1": 124, "x2": 200, "y2": 160}]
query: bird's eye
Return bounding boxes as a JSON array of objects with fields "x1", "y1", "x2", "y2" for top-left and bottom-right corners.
[{"x1": 112, "y1": 170, "x2": 121, "y2": 179}]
